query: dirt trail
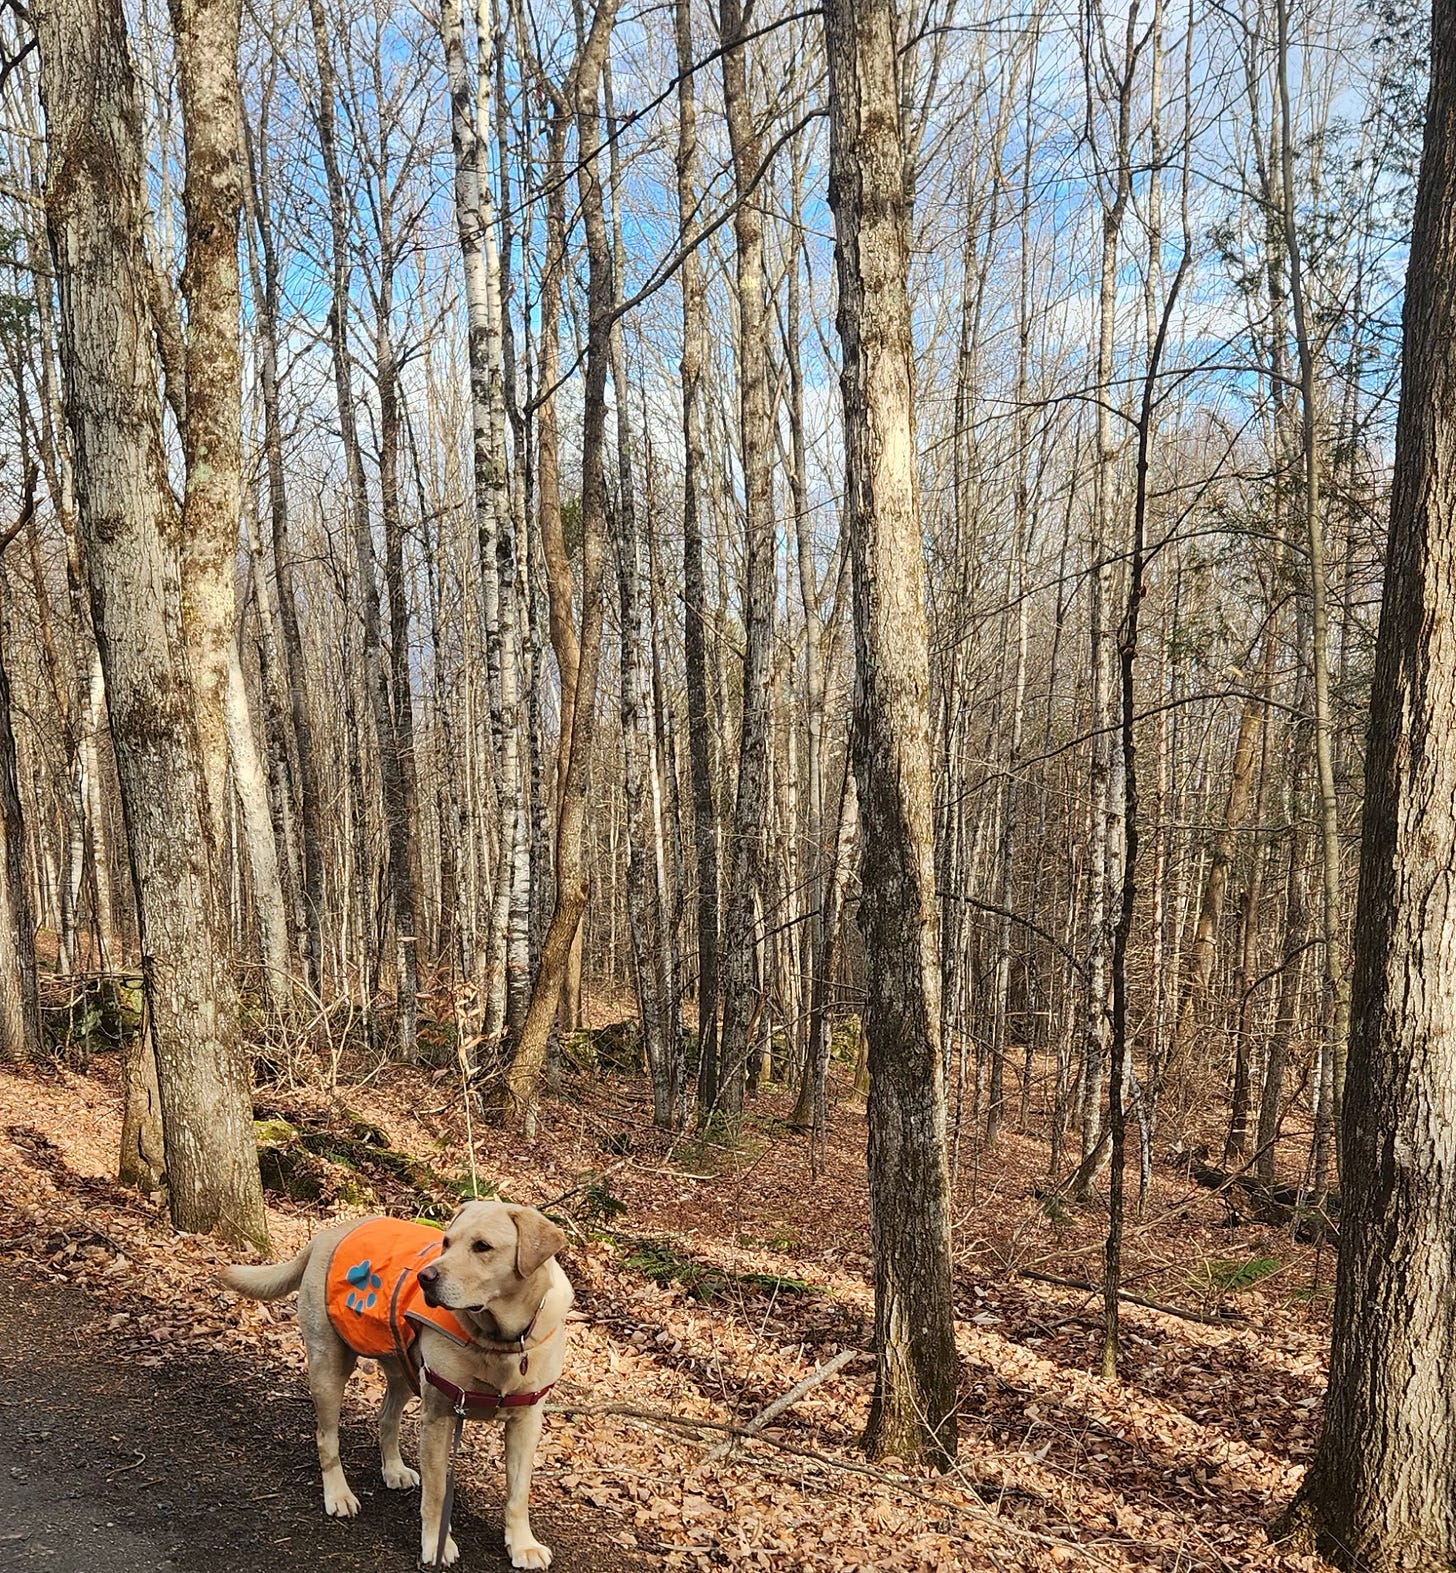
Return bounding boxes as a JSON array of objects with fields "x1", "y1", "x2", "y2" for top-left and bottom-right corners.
[{"x1": 0, "y1": 1273, "x2": 644, "y2": 1573}]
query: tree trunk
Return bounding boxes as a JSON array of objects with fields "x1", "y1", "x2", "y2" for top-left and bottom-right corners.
[
  {"x1": 225, "y1": 641, "x2": 292, "y2": 995},
  {"x1": 1277, "y1": 0, "x2": 1349, "y2": 1191},
  {"x1": 242, "y1": 117, "x2": 324, "y2": 994},
  {"x1": 606, "y1": 69, "x2": 679, "y2": 1130},
  {"x1": 505, "y1": 0, "x2": 617, "y2": 1120},
  {"x1": 36, "y1": 0, "x2": 268, "y2": 1246},
  {"x1": 1076, "y1": 7, "x2": 1138, "y2": 1197},
  {"x1": 714, "y1": 0, "x2": 776, "y2": 1125},
  {"x1": 674, "y1": 0, "x2": 720, "y2": 1117},
  {"x1": 0, "y1": 594, "x2": 41, "y2": 1063},
  {"x1": 1274, "y1": 7, "x2": 1456, "y2": 1559},
  {"x1": 1165, "y1": 680, "x2": 1266, "y2": 1092},
  {"x1": 170, "y1": 0, "x2": 244, "y2": 843},
  {"x1": 789, "y1": 761, "x2": 858, "y2": 1147},
  {"x1": 375, "y1": 253, "x2": 427, "y2": 1010},
  {"x1": 440, "y1": 0, "x2": 526, "y2": 1051},
  {"x1": 530, "y1": 67, "x2": 584, "y2": 1039},
  {"x1": 1102, "y1": 247, "x2": 1181, "y2": 1381},
  {"x1": 825, "y1": 0, "x2": 958, "y2": 1469},
  {"x1": 306, "y1": 0, "x2": 418, "y2": 1059},
  {"x1": 1255, "y1": 747, "x2": 1310, "y2": 1188}
]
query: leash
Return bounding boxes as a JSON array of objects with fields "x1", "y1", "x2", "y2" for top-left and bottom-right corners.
[
  {"x1": 425, "y1": 1374, "x2": 557, "y2": 1570},
  {"x1": 423, "y1": 1299, "x2": 557, "y2": 1570},
  {"x1": 432, "y1": 1398, "x2": 468, "y2": 1571}
]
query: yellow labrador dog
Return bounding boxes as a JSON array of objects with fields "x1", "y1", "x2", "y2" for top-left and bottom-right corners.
[{"x1": 221, "y1": 1200, "x2": 572, "y2": 1569}]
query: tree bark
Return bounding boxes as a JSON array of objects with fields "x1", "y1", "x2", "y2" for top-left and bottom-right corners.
[
  {"x1": 170, "y1": 0, "x2": 245, "y2": 844},
  {"x1": 825, "y1": 0, "x2": 958, "y2": 1469},
  {"x1": 0, "y1": 573, "x2": 41, "y2": 1063},
  {"x1": 504, "y1": 0, "x2": 617, "y2": 1119},
  {"x1": 1274, "y1": 7, "x2": 1456, "y2": 1559},
  {"x1": 714, "y1": 0, "x2": 776, "y2": 1124},
  {"x1": 36, "y1": 0, "x2": 268, "y2": 1246}
]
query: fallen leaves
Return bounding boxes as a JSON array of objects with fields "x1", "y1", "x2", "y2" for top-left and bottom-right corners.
[{"x1": 0, "y1": 1057, "x2": 1333, "y2": 1572}]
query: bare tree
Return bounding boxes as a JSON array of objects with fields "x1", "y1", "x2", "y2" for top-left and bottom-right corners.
[
  {"x1": 35, "y1": 0, "x2": 268, "y2": 1245},
  {"x1": 824, "y1": 0, "x2": 958, "y2": 1468},
  {"x1": 306, "y1": 0, "x2": 419, "y2": 1058},
  {"x1": 675, "y1": 0, "x2": 721, "y2": 1117},
  {"x1": 505, "y1": 0, "x2": 618, "y2": 1121},
  {"x1": 714, "y1": 0, "x2": 776, "y2": 1125},
  {"x1": 1275, "y1": 3, "x2": 1456, "y2": 1558},
  {"x1": 0, "y1": 480, "x2": 40, "y2": 1062}
]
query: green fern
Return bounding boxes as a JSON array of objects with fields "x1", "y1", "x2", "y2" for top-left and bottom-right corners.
[{"x1": 1191, "y1": 1255, "x2": 1281, "y2": 1296}]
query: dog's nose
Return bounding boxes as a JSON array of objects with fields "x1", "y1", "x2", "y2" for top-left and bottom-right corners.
[{"x1": 418, "y1": 1265, "x2": 439, "y2": 1287}]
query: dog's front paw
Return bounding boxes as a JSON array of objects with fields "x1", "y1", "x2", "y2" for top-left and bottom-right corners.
[
  {"x1": 383, "y1": 1462, "x2": 420, "y2": 1491},
  {"x1": 507, "y1": 1538, "x2": 553, "y2": 1570},
  {"x1": 419, "y1": 1531, "x2": 459, "y2": 1567},
  {"x1": 324, "y1": 1483, "x2": 361, "y2": 1518}
]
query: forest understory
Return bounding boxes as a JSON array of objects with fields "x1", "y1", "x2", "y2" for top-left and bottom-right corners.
[{"x1": 1, "y1": 1008, "x2": 1332, "y2": 1573}]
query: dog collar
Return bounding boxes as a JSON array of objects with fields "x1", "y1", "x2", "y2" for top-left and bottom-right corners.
[
  {"x1": 420, "y1": 1362, "x2": 556, "y2": 1415},
  {"x1": 469, "y1": 1294, "x2": 554, "y2": 1365}
]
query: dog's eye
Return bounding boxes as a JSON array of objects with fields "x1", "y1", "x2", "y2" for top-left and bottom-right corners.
[
  {"x1": 441, "y1": 1238, "x2": 451, "y2": 1249},
  {"x1": 472, "y1": 1240, "x2": 492, "y2": 1254}
]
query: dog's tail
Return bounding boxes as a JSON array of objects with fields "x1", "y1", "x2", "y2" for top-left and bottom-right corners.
[{"x1": 219, "y1": 1245, "x2": 312, "y2": 1302}]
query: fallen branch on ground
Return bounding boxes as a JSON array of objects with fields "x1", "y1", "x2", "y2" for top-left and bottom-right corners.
[
  {"x1": 1013, "y1": 1267, "x2": 1244, "y2": 1327},
  {"x1": 1186, "y1": 1152, "x2": 1338, "y2": 1243},
  {"x1": 702, "y1": 1347, "x2": 864, "y2": 1461}
]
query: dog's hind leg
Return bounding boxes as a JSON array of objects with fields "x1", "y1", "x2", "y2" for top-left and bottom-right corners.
[
  {"x1": 376, "y1": 1359, "x2": 419, "y2": 1491},
  {"x1": 306, "y1": 1341, "x2": 361, "y2": 1518},
  {"x1": 502, "y1": 1406, "x2": 552, "y2": 1569}
]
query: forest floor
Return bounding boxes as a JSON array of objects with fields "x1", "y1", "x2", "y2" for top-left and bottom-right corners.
[{"x1": 0, "y1": 1033, "x2": 1333, "y2": 1573}]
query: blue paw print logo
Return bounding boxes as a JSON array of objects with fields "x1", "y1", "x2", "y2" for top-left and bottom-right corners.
[{"x1": 344, "y1": 1258, "x2": 382, "y2": 1312}]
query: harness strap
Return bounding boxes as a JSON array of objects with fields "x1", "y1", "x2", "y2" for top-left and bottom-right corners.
[{"x1": 421, "y1": 1363, "x2": 557, "y2": 1413}]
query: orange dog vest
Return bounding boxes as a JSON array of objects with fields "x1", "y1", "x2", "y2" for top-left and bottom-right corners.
[{"x1": 325, "y1": 1218, "x2": 473, "y2": 1387}]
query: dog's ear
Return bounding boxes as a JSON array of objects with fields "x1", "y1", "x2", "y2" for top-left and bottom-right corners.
[{"x1": 510, "y1": 1206, "x2": 567, "y2": 1280}]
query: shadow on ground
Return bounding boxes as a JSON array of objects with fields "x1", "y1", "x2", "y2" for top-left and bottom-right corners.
[{"x1": 0, "y1": 1271, "x2": 644, "y2": 1573}]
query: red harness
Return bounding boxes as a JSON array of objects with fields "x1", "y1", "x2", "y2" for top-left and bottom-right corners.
[{"x1": 420, "y1": 1364, "x2": 555, "y2": 1413}]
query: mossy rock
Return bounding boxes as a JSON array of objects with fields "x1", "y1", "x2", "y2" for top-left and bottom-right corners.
[
  {"x1": 254, "y1": 1117, "x2": 298, "y2": 1148},
  {"x1": 563, "y1": 1020, "x2": 644, "y2": 1076},
  {"x1": 257, "y1": 1149, "x2": 379, "y2": 1207},
  {"x1": 829, "y1": 1015, "x2": 862, "y2": 1065},
  {"x1": 255, "y1": 1120, "x2": 379, "y2": 1207},
  {"x1": 252, "y1": 1101, "x2": 455, "y2": 1217},
  {"x1": 41, "y1": 974, "x2": 144, "y2": 1064}
]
